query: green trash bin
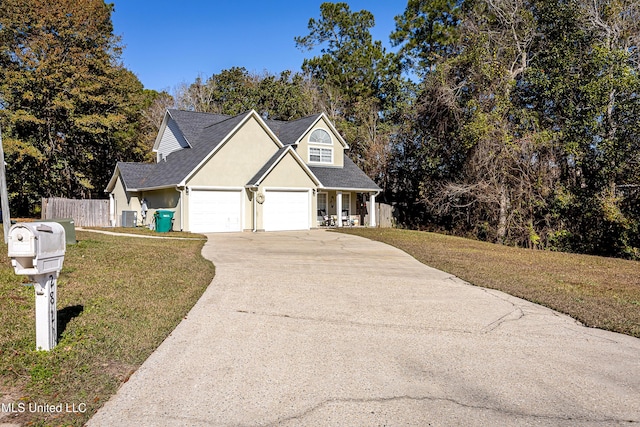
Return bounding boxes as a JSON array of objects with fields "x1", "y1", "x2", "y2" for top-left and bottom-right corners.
[{"x1": 154, "y1": 210, "x2": 174, "y2": 233}]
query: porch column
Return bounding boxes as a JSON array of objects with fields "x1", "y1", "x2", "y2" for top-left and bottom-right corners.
[
  {"x1": 336, "y1": 191, "x2": 343, "y2": 228},
  {"x1": 369, "y1": 193, "x2": 376, "y2": 227}
]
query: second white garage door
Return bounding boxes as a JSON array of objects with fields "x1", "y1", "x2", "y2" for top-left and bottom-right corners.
[
  {"x1": 189, "y1": 189, "x2": 242, "y2": 233},
  {"x1": 263, "y1": 190, "x2": 310, "y2": 231}
]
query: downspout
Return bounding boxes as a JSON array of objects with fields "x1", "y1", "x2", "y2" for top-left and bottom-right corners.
[
  {"x1": 109, "y1": 193, "x2": 115, "y2": 226},
  {"x1": 180, "y1": 186, "x2": 186, "y2": 232},
  {"x1": 249, "y1": 186, "x2": 258, "y2": 232}
]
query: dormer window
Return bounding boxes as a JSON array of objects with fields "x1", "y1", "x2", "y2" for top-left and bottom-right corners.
[
  {"x1": 309, "y1": 129, "x2": 333, "y2": 163},
  {"x1": 309, "y1": 129, "x2": 332, "y2": 145},
  {"x1": 309, "y1": 147, "x2": 332, "y2": 163}
]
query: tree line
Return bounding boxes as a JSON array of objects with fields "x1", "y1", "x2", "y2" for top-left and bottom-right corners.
[
  {"x1": 389, "y1": 0, "x2": 639, "y2": 259},
  {"x1": 1, "y1": 1, "x2": 638, "y2": 258}
]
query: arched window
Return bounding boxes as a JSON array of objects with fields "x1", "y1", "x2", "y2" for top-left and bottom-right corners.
[
  {"x1": 308, "y1": 128, "x2": 333, "y2": 163},
  {"x1": 309, "y1": 129, "x2": 332, "y2": 144}
]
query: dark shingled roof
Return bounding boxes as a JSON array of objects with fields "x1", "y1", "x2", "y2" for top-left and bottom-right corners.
[
  {"x1": 169, "y1": 109, "x2": 321, "y2": 147},
  {"x1": 167, "y1": 109, "x2": 230, "y2": 146},
  {"x1": 116, "y1": 110, "x2": 378, "y2": 192},
  {"x1": 309, "y1": 155, "x2": 381, "y2": 191},
  {"x1": 264, "y1": 114, "x2": 321, "y2": 145},
  {"x1": 117, "y1": 162, "x2": 156, "y2": 189}
]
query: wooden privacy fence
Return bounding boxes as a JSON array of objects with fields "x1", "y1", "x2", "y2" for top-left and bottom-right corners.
[
  {"x1": 376, "y1": 203, "x2": 395, "y2": 228},
  {"x1": 364, "y1": 202, "x2": 395, "y2": 228},
  {"x1": 41, "y1": 197, "x2": 110, "y2": 227}
]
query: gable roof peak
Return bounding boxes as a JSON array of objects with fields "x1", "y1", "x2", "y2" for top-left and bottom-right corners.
[{"x1": 158, "y1": 109, "x2": 346, "y2": 151}]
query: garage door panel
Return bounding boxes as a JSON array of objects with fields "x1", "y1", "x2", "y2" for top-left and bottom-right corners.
[
  {"x1": 264, "y1": 190, "x2": 309, "y2": 231},
  {"x1": 190, "y1": 190, "x2": 242, "y2": 233}
]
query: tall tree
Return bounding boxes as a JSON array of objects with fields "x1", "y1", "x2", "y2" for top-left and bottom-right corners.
[
  {"x1": 295, "y1": 2, "x2": 386, "y2": 103},
  {"x1": 0, "y1": 0, "x2": 146, "y2": 214},
  {"x1": 390, "y1": 0, "x2": 640, "y2": 258},
  {"x1": 391, "y1": 0, "x2": 463, "y2": 74},
  {"x1": 392, "y1": 0, "x2": 548, "y2": 245},
  {"x1": 175, "y1": 67, "x2": 315, "y2": 121},
  {"x1": 295, "y1": 2, "x2": 406, "y2": 185}
]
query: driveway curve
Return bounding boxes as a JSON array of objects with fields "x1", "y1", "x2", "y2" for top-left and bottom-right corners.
[{"x1": 89, "y1": 230, "x2": 640, "y2": 426}]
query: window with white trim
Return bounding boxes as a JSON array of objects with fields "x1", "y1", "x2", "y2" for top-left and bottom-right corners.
[
  {"x1": 317, "y1": 193, "x2": 328, "y2": 219},
  {"x1": 341, "y1": 193, "x2": 351, "y2": 215},
  {"x1": 309, "y1": 129, "x2": 332, "y2": 144},
  {"x1": 309, "y1": 147, "x2": 332, "y2": 163}
]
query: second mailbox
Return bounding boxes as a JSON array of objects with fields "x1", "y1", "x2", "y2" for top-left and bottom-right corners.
[{"x1": 8, "y1": 222, "x2": 66, "y2": 276}]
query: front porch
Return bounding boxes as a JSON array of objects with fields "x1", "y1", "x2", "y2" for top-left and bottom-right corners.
[{"x1": 315, "y1": 190, "x2": 378, "y2": 228}]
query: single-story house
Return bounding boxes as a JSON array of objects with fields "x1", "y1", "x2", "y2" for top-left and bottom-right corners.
[{"x1": 105, "y1": 109, "x2": 381, "y2": 232}]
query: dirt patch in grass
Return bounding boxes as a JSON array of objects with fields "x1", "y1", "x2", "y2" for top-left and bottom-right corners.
[
  {"x1": 0, "y1": 231, "x2": 215, "y2": 426},
  {"x1": 336, "y1": 228, "x2": 640, "y2": 338}
]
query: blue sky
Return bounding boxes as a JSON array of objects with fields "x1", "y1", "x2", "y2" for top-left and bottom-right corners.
[{"x1": 111, "y1": 1, "x2": 405, "y2": 93}]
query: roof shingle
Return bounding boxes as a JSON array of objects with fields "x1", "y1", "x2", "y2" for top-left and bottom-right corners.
[
  {"x1": 115, "y1": 110, "x2": 380, "y2": 193},
  {"x1": 117, "y1": 162, "x2": 156, "y2": 190},
  {"x1": 167, "y1": 109, "x2": 230, "y2": 146},
  {"x1": 264, "y1": 114, "x2": 321, "y2": 145},
  {"x1": 309, "y1": 155, "x2": 381, "y2": 191}
]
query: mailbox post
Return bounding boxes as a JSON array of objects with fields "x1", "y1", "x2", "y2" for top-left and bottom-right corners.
[{"x1": 7, "y1": 222, "x2": 66, "y2": 351}]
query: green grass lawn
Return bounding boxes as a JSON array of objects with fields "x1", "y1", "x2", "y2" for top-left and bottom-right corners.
[
  {"x1": 335, "y1": 228, "x2": 640, "y2": 338},
  {"x1": 0, "y1": 231, "x2": 215, "y2": 427}
]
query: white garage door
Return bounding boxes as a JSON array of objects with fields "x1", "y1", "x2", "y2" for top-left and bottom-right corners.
[
  {"x1": 264, "y1": 190, "x2": 310, "y2": 231},
  {"x1": 189, "y1": 190, "x2": 242, "y2": 232}
]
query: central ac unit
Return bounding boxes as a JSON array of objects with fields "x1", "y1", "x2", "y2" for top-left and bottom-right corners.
[{"x1": 122, "y1": 211, "x2": 137, "y2": 228}]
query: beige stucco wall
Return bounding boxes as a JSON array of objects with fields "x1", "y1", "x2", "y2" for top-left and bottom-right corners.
[
  {"x1": 296, "y1": 116, "x2": 344, "y2": 167},
  {"x1": 110, "y1": 174, "x2": 142, "y2": 226},
  {"x1": 253, "y1": 153, "x2": 318, "y2": 230},
  {"x1": 187, "y1": 117, "x2": 280, "y2": 187},
  {"x1": 260, "y1": 154, "x2": 317, "y2": 189},
  {"x1": 110, "y1": 175, "x2": 129, "y2": 218}
]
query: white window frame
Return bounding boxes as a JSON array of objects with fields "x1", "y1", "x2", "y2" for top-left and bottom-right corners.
[
  {"x1": 341, "y1": 193, "x2": 351, "y2": 215},
  {"x1": 309, "y1": 128, "x2": 332, "y2": 145},
  {"x1": 309, "y1": 147, "x2": 333, "y2": 164},
  {"x1": 317, "y1": 192, "x2": 328, "y2": 224},
  {"x1": 317, "y1": 193, "x2": 328, "y2": 214}
]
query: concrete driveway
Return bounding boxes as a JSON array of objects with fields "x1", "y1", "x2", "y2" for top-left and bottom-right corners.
[{"x1": 88, "y1": 230, "x2": 640, "y2": 426}]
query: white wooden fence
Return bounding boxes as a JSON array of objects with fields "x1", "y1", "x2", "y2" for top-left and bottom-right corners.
[{"x1": 41, "y1": 197, "x2": 110, "y2": 227}]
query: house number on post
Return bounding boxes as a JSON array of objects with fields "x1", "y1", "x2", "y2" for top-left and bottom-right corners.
[
  {"x1": 7, "y1": 223, "x2": 66, "y2": 351},
  {"x1": 33, "y1": 273, "x2": 58, "y2": 351}
]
